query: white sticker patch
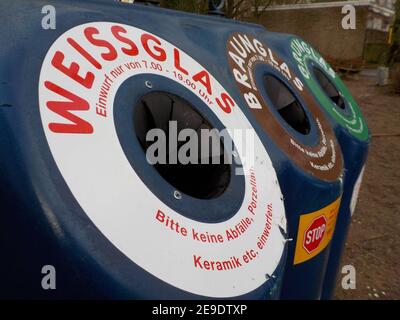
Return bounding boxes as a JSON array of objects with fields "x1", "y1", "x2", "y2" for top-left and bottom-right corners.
[
  {"x1": 38, "y1": 22, "x2": 286, "y2": 298},
  {"x1": 350, "y1": 165, "x2": 366, "y2": 216}
]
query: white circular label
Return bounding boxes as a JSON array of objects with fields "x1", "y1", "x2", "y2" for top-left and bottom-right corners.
[{"x1": 38, "y1": 22, "x2": 286, "y2": 297}]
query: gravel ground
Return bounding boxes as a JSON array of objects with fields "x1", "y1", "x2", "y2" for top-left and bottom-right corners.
[{"x1": 333, "y1": 75, "x2": 400, "y2": 300}]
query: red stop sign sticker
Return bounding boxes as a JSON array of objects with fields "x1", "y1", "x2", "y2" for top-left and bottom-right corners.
[
  {"x1": 303, "y1": 215, "x2": 327, "y2": 253},
  {"x1": 294, "y1": 198, "x2": 341, "y2": 265}
]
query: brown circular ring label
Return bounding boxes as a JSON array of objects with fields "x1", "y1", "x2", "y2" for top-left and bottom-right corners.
[{"x1": 226, "y1": 33, "x2": 343, "y2": 181}]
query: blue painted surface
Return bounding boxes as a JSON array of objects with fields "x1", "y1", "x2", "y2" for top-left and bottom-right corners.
[
  {"x1": 0, "y1": 0, "x2": 286, "y2": 299},
  {"x1": 259, "y1": 31, "x2": 370, "y2": 300},
  {"x1": 0, "y1": 0, "x2": 362, "y2": 300},
  {"x1": 321, "y1": 131, "x2": 369, "y2": 299}
]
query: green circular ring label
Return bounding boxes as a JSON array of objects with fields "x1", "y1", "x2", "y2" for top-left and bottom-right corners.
[{"x1": 290, "y1": 37, "x2": 369, "y2": 141}]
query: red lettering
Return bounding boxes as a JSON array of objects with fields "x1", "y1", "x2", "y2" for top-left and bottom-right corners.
[
  {"x1": 96, "y1": 107, "x2": 107, "y2": 117},
  {"x1": 193, "y1": 255, "x2": 203, "y2": 269},
  {"x1": 51, "y1": 51, "x2": 94, "y2": 89},
  {"x1": 44, "y1": 81, "x2": 93, "y2": 134},
  {"x1": 141, "y1": 33, "x2": 166, "y2": 62},
  {"x1": 111, "y1": 25, "x2": 139, "y2": 56},
  {"x1": 192, "y1": 70, "x2": 212, "y2": 95},
  {"x1": 155, "y1": 209, "x2": 165, "y2": 222},
  {"x1": 216, "y1": 93, "x2": 234, "y2": 113},
  {"x1": 174, "y1": 48, "x2": 188, "y2": 75},
  {"x1": 84, "y1": 27, "x2": 117, "y2": 61},
  {"x1": 192, "y1": 229, "x2": 199, "y2": 241},
  {"x1": 248, "y1": 205, "x2": 254, "y2": 215},
  {"x1": 67, "y1": 37, "x2": 102, "y2": 70}
]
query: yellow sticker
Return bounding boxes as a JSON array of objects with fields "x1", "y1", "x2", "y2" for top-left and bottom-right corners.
[{"x1": 293, "y1": 197, "x2": 341, "y2": 265}]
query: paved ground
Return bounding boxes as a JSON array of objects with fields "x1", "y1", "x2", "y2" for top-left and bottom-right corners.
[{"x1": 333, "y1": 75, "x2": 400, "y2": 300}]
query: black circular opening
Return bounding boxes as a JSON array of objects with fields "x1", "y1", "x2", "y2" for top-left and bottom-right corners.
[
  {"x1": 134, "y1": 92, "x2": 231, "y2": 200},
  {"x1": 263, "y1": 75, "x2": 311, "y2": 135},
  {"x1": 312, "y1": 67, "x2": 346, "y2": 110}
]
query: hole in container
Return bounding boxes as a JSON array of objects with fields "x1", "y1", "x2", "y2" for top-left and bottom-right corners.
[
  {"x1": 134, "y1": 92, "x2": 231, "y2": 200},
  {"x1": 263, "y1": 75, "x2": 311, "y2": 135},
  {"x1": 312, "y1": 67, "x2": 346, "y2": 110}
]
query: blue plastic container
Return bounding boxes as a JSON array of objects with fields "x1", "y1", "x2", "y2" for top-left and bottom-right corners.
[
  {"x1": 0, "y1": 0, "x2": 353, "y2": 300},
  {"x1": 222, "y1": 31, "x2": 344, "y2": 299},
  {"x1": 260, "y1": 32, "x2": 370, "y2": 299},
  {"x1": 0, "y1": 0, "x2": 292, "y2": 299}
]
